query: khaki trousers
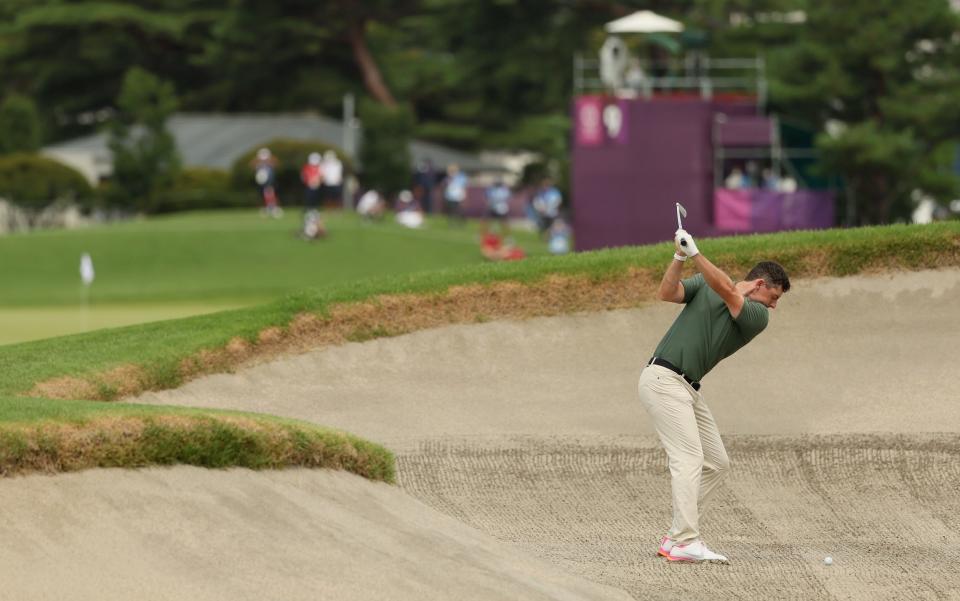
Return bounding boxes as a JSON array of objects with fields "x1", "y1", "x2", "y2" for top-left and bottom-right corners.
[{"x1": 638, "y1": 364, "x2": 730, "y2": 544}]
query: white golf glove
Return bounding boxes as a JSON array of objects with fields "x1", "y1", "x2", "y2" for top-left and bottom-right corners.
[{"x1": 675, "y1": 229, "x2": 699, "y2": 257}]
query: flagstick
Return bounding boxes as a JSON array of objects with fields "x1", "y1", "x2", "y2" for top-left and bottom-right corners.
[{"x1": 81, "y1": 283, "x2": 90, "y2": 333}]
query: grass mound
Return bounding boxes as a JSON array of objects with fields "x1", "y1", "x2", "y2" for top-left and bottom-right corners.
[{"x1": 0, "y1": 398, "x2": 394, "y2": 482}]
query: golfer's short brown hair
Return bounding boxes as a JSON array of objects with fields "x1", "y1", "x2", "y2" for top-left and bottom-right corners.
[{"x1": 746, "y1": 261, "x2": 790, "y2": 292}]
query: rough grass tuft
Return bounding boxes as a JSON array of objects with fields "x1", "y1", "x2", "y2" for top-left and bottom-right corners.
[{"x1": 0, "y1": 415, "x2": 395, "y2": 482}]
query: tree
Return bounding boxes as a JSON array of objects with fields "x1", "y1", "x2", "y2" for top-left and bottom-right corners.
[
  {"x1": 0, "y1": 94, "x2": 42, "y2": 154},
  {"x1": 358, "y1": 100, "x2": 414, "y2": 197},
  {"x1": 381, "y1": 0, "x2": 618, "y2": 151},
  {"x1": 0, "y1": 1, "x2": 223, "y2": 139},
  {"x1": 107, "y1": 67, "x2": 181, "y2": 212},
  {"x1": 199, "y1": 0, "x2": 420, "y2": 112},
  {"x1": 769, "y1": 0, "x2": 960, "y2": 224},
  {"x1": 0, "y1": 0, "x2": 632, "y2": 159},
  {"x1": 334, "y1": 1, "x2": 407, "y2": 107}
]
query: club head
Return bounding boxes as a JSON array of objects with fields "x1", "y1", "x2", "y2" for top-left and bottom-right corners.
[{"x1": 675, "y1": 202, "x2": 687, "y2": 231}]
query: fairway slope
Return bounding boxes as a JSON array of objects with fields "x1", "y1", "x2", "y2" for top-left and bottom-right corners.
[{"x1": 131, "y1": 267, "x2": 960, "y2": 600}]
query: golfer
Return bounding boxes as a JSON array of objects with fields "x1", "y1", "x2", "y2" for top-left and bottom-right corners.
[{"x1": 639, "y1": 228, "x2": 790, "y2": 563}]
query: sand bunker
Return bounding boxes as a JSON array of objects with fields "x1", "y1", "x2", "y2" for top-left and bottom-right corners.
[
  {"x1": 0, "y1": 467, "x2": 630, "y2": 601},
  {"x1": 10, "y1": 268, "x2": 960, "y2": 600}
]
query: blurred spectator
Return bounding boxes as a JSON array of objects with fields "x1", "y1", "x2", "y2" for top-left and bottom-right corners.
[
  {"x1": 625, "y1": 58, "x2": 649, "y2": 96},
  {"x1": 443, "y1": 163, "x2": 468, "y2": 226},
  {"x1": 525, "y1": 191, "x2": 540, "y2": 229},
  {"x1": 484, "y1": 178, "x2": 511, "y2": 237},
  {"x1": 301, "y1": 152, "x2": 323, "y2": 210},
  {"x1": 251, "y1": 147, "x2": 282, "y2": 218},
  {"x1": 356, "y1": 189, "x2": 386, "y2": 221},
  {"x1": 761, "y1": 168, "x2": 780, "y2": 190},
  {"x1": 395, "y1": 189, "x2": 424, "y2": 228},
  {"x1": 413, "y1": 159, "x2": 437, "y2": 214},
  {"x1": 744, "y1": 161, "x2": 759, "y2": 188},
  {"x1": 547, "y1": 216, "x2": 572, "y2": 255},
  {"x1": 321, "y1": 151, "x2": 344, "y2": 206},
  {"x1": 725, "y1": 167, "x2": 744, "y2": 189},
  {"x1": 531, "y1": 178, "x2": 562, "y2": 236},
  {"x1": 301, "y1": 208, "x2": 326, "y2": 240},
  {"x1": 778, "y1": 176, "x2": 798, "y2": 193},
  {"x1": 481, "y1": 232, "x2": 525, "y2": 262}
]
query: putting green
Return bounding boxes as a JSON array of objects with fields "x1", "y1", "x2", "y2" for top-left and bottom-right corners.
[{"x1": 0, "y1": 302, "x2": 248, "y2": 346}]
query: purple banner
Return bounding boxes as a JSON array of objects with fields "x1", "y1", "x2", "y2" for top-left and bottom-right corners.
[
  {"x1": 715, "y1": 188, "x2": 834, "y2": 233},
  {"x1": 714, "y1": 189, "x2": 751, "y2": 231}
]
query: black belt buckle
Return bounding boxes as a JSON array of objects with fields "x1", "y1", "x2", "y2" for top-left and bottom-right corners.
[{"x1": 649, "y1": 357, "x2": 700, "y2": 391}]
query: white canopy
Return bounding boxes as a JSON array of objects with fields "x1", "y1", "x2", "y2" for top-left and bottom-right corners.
[{"x1": 604, "y1": 10, "x2": 684, "y2": 34}]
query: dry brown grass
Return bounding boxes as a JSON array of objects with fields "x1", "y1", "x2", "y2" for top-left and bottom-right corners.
[{"x1": 28, "y1": 364, "x2": 151, "y2": 402}]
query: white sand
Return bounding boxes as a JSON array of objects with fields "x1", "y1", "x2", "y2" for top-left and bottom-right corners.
[{"x1": 0, "y1": 467, "x2": 631, "y2": 601}]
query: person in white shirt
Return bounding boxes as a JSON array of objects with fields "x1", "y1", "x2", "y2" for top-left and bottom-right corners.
[
  {"x1": 443, "y1": 164, "x2": 468, "y2": 226},
  {"x1": 321, "y1": 151, "x2": 344, "y2": 206}
]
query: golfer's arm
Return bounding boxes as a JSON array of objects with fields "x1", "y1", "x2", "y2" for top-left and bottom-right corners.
[
  {"x1": 691, "y1": 253, "x2": 744, "y2": 317},
  {"x1": 657, "y1": 257, "x2": 686, "y2": 303}
]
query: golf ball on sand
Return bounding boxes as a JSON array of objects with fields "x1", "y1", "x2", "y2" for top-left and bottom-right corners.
[{"x1": 823, "y1": 556, "x2": 833, "y2": 565}]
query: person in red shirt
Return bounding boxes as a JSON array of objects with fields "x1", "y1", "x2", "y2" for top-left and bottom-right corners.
[
  {"x1": 301, "y1": 152, "x2": 324, "y2": 210},
  {"x1": 480, "y1": 232, "x2": 525, "y2": 261}
]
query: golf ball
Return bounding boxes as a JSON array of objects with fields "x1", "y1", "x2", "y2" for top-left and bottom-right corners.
[{"x1": 823, "y1": 556, "x2": 833, "y2": 565}]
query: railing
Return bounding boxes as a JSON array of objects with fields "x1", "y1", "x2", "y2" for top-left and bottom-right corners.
[{"x1": 573, "y1": 54, "x2": 767, "y2": 109}]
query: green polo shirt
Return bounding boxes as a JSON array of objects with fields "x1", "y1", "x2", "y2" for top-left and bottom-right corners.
[{"x1": 652, "y1": 273, "x2": 768, "y2": 382}]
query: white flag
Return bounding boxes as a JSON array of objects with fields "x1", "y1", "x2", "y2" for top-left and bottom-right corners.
[{"x1": 80, "y1": 253, "x2": 95, "y2": 286}]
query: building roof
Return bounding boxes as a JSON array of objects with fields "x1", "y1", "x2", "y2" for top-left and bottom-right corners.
[{"x1": 43, "y1": 112, "x2": 499, "y2": 178}]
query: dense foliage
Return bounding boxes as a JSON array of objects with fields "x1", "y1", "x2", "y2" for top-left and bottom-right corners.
[
  {"x1": 107, "y1": 68, "x2": 181, "y2": 212},
  {"x1": 2, "y1": 0, "x2": 960, "y2": 222},
  {"x1": 0, "y1": 94, "x2": 42, "y2": 154},
  {"x1": 0, "y1": 153, "x2": 93, "y2": 208},
  {"x1": 358, "y1": 101, "x2": 413, "y2": 196},
  {"x1": 767, "y1": 0, "x2": 960, "y2": 224},
  {"x1": 162, "y1": 167, "x2": 247, "y2": 213}
]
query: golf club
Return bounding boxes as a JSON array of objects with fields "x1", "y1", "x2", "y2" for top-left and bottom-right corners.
[{"x1": 676, "y1": 202, "x2": 688, "y2": 247}]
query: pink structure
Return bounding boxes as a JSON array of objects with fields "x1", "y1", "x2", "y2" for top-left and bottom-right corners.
[{"x1": 571, "y1": 94, "x2": 833, "y2": 251}]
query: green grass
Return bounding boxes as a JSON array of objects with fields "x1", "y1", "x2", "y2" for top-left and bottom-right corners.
[
  {"x1": 0, "y1": 302, "x2": 244, "y2": 346},
  {"x1": 0, "y1": 208, "x2": 549, "y2": 306}
]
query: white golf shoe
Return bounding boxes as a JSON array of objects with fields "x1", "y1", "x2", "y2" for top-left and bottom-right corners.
[
  {"x1": 657, "y1": 535, "x2": 675, "y2": 557},
  {"x1": 667, "y1": 540, "x2": 729, "y2": 563}
]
